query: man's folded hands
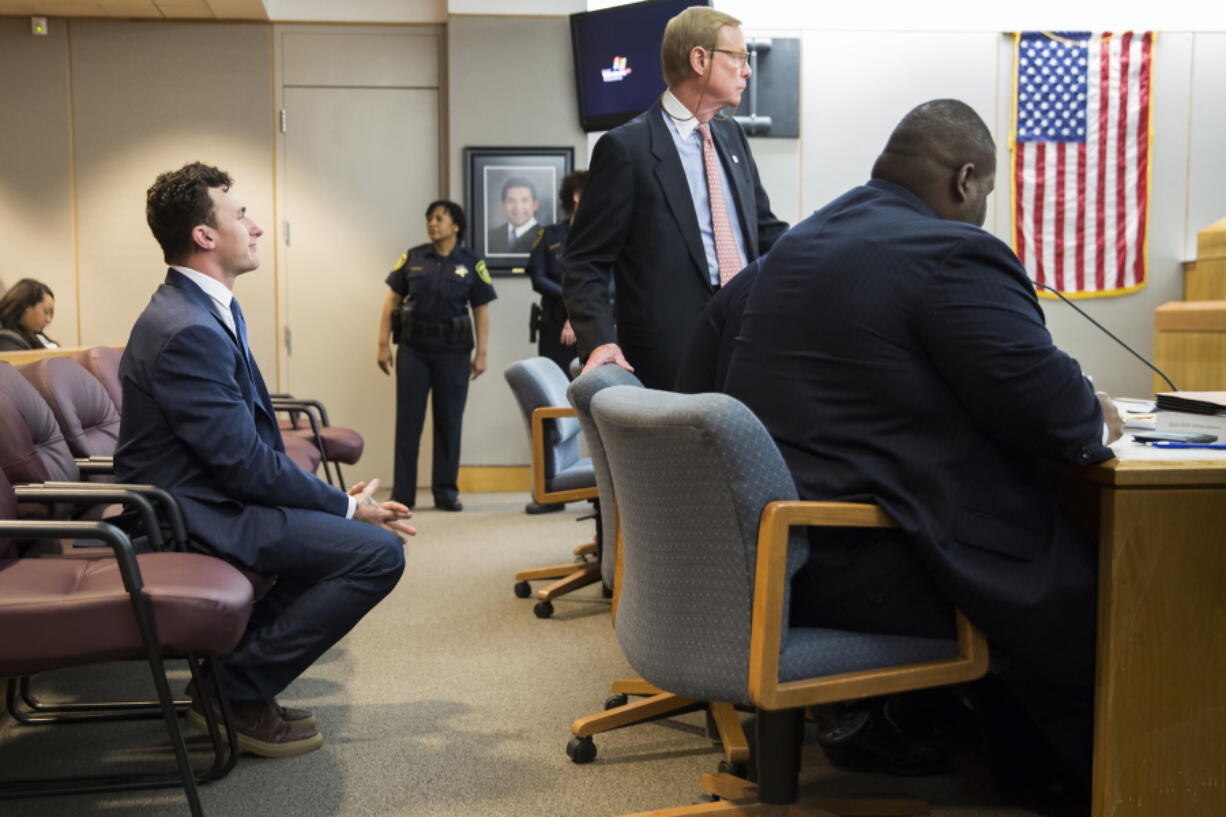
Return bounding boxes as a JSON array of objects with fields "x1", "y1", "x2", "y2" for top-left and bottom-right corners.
[{"x1": 349, "y1": 479, "x2": 416, "y2": 539}]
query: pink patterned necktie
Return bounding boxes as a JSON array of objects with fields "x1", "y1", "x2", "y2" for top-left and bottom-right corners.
[{"x1": 696, "y1": 121, "x2": 744, "y2": 286}]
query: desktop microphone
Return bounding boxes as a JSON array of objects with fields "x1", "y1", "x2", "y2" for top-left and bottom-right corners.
[{"x1": 1032, "y1": 280, "x2": 1179, "y2": 392}]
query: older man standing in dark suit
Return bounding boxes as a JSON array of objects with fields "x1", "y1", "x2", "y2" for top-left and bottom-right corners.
[
  {"x1": 563, "y1": 5, "x2": 786, "y2": 390},
  {"x1": 724, "y1": 100, "x2": 1124, "y2": 798},
  {"x1": 117, "y1": 162, "x2": 413, "y2": 759}
]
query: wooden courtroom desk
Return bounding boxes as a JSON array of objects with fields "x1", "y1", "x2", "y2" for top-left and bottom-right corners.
[{"x1": 1063, "y1": 443, "x2": 1226, "y2": 817}]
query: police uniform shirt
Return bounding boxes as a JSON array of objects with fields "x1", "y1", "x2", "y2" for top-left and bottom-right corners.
[
  {"x1": 386, "y1": 243, "x2": 497, "y2": 350},
  {"x1": 528, "y1": 221, "x2": 569, "y2": 324}
]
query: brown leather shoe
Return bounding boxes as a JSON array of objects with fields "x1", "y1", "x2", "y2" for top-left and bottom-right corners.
[
  {"x1": 187, "y1": 699, "x2": 323, "y2": 758},
  {"x1": 186, "y1": 679, "x2": 316, "y2": 729}
]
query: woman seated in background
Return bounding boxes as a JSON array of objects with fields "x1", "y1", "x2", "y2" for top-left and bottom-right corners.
[{"x1": 0, "y1": 278, "x2": 59, "y2": 351}]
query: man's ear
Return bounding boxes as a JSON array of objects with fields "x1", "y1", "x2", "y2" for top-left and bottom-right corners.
[
  {"x1": 191, "y1": 224, "x2": 215, "y2": 251},
  {"x1": 688, "y1": 44, "x2": 709, "y2": 77},
  {"x1": 954, "y1": 163, "x2": 975, "y2": 203}
]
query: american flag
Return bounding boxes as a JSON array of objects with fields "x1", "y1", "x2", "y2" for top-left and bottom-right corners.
[{"x1": 1012, "y1": 31, "x2": 1154, "y2": 297}]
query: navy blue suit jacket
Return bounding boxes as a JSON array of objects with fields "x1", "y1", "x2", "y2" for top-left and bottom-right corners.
[
  {"x1": 116, "y1": 269, "x2": 347, "y2": 563},
  {"x1": 563, "y1": 99, "x2": 787, "y2": 389},
  {"x1": 724, "y1": 181, "x2": 1112, "y2": 683}
]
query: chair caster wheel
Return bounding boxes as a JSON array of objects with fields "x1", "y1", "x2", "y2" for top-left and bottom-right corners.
[
  {"x1": 717, "y1": 760, "x2": 749, "y2": 779},
  {"x1": 514, "y1": 581, "x2": 532, "y2": 599},
  {"x1": 567, "y1": 735, "x2": 597, "y2": 764},
  {"x1": 604, "y1": 694, "x2": 628, "y2": 710},
  {"x1": 533, "y1": 600, "x2": 554, "y2": 618}
]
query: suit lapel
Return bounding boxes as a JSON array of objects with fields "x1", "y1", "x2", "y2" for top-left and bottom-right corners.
[
  {"x1": 164, "y1": 269, "x2": 278, "y2": 434},
  {"x1": 166, "y1": 268, "x2": 235, "y2": 345},
  {"x1": 646, "y1": 102, "x2": 710, "y2": 280},
  {"x1": 709, "y1": 121, "x2": 758, "y2": 258}
]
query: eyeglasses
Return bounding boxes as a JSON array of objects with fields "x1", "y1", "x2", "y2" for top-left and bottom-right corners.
[{"x1": 709, "y1": 48, "x2": 750, "y2": 68}]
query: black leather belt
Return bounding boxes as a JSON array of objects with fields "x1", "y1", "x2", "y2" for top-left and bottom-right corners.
[{"x1": 410, "y1": 321, "x2": 452, "y2": 337}]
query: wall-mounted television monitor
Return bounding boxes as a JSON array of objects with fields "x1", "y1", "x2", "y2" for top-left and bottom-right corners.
[{"x1": 570, "y1": 0, "x2": 711, "y2": 133}]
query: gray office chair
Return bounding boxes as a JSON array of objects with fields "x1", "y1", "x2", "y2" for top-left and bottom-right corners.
[
  {"x1": 563, "y1": 365, "x2": 749, "y2": 772},
  {"x1": 592, "y1": 386, "x2": 989, "y2": 816},
  {"x1": 504, "y1": 357, "x2": 600, "y2": 618}
]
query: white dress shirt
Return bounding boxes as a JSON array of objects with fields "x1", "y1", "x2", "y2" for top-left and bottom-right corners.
[
  {"x1": 660, "y1": 90, "x2": 749, "y2": 286},
  {"x1": 172, "y1": 266, "x2": 356, "y2": 519}
]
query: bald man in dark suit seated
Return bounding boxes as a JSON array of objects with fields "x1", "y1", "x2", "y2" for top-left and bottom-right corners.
[{"x1": 723, "y1": 100, "x2": 1123, "y2": 802}]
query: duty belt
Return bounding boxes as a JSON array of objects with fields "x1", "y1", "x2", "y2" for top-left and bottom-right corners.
[{"x1": 410, "y1": 320, "x2": 454, "y2": 337}]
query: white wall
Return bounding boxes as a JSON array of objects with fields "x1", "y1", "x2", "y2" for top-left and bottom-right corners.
[
  {"x1": 722, "y1": 0, "x2": 1226, "y2": 31},
  {"x1": 0, "y1": 18, "x2": 75, "y2": 342},
  {"x1": 1185, "y1": 34, "x2": 1226, "y2": 254},
  {"x1": 447, "y1": 15, "x2": 589, "y2": 466}
]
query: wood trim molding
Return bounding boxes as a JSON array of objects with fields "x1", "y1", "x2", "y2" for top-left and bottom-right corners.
[
  {"x1": 1154, "y1": 300, "x2": 1226, "y2": 331},
  {"x1": 456, "y1": 466, "x2": 531, "y2": 493},
  {"x1": 0, "y1": 345, "x2": 121, "y2": 366}
]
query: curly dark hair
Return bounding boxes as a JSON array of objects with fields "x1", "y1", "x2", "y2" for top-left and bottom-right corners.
[
  {"x1": 146, "y1": 162, "x2": 233, "y2": 264},
  {"x1": 425, "y1": 200, "x2": 467, "y2": 240},
  {"x1": 559, "y1": 170, "x2": 589, "y2": 218},
  {"x1": 0, "y1": 278, "x2": 56, "y2": 348}
]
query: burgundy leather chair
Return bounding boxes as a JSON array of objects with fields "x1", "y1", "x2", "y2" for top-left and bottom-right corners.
[
  {"x1": 73, "y1": 345, "x2": 124, "y2": 413},
  {"x1": 273, "y1": 395, "x2": 364, "y2": 489},
  {"x1": 73, "y1": 347, "x2": 323, "y2": 475},
  {"x1": 0, "y1": 361, "x2": 79, "y2": 486},
  {"x1": 0, "y1": 468, "x2": 254, "y2": 816},
  {"x1": 18, "y1": 357, "x2": 120, "y2": 461}
]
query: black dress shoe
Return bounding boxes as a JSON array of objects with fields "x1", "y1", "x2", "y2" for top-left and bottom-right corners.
[
  {"x1": 813, "y1": 700, "x2": 956, "y2": 776},
  {"x1": 524, "y1": 501, "x2": 564, "y2": 514},
  {"x1": 434, "y1": 498, "x2": 463, "y2": 512}
]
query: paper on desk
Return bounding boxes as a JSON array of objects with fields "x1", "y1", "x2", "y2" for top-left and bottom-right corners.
[{"x1": 1114, "y1": 398, "x2": 1156, "y2": 430}]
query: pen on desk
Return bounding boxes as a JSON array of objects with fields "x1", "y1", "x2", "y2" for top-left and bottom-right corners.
[{"x1": 1149, "y1": 441, "x2": 1226, "y2": 450}]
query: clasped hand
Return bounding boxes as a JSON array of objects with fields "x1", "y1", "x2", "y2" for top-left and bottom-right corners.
[{"x1": 349, "y1": 478, "x2": 415, "y2": 539}]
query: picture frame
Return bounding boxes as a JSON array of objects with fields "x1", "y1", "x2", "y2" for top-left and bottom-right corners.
[{"x1": 463, "y1": 146, "x2": 574, "y2": 274}]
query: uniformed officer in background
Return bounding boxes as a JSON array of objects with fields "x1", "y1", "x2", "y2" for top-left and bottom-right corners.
[
  {"x1": 378, "y1": 200, "x2": 496, "y2": 512},
  {"x1": 527, "y1": 170, "x2": 588, "y2": 375}
]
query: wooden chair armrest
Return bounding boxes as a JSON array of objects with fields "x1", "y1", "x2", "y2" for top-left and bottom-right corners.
[
  {"x1": 748, "y1": 500, "x2": 988, "y2": 710},
  {"x1": 529, "y1": 406, "x2": 595, "y2": 504}
]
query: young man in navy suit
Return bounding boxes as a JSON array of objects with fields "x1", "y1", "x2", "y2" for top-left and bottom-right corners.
[
  {"x1": 563, "y1": 6, "x2": 786, "y2": 390},
  {"x1": 117, "y1": 162, "x2": 413, "y2": 758},
  {"x1": 723, "y1": 101, "x2": 1123, "y2": 799}
]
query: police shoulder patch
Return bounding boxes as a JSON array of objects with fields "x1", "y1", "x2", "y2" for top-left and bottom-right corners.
[
  {"x1": 475, "y1": 260, "x2": 492, "y2": 284},
  {"x1": 530, "y1": 228, "x2": 545, "y2": 250},
  {"x1": 391, "y1": 251, "x2": 407, "y2": 272}
]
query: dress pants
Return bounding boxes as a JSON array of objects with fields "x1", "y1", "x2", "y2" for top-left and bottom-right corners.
[
  {"x1": 790, "y1": 526, "x2": 1093, "y2": 783},
  {"x1": 214, "y1": 508, "x2": 405, "y2": 704},
  {"x1": 538, "y1": 318, "x2": 576, "y2": 376},
  {"x1": 393, "y1": 344, "x2": 470, "y2": 507}
]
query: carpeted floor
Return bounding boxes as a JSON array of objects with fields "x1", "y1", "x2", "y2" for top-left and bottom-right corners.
[{"x1": 0, "y1": 493, "x2": 1046, "y2": 817}]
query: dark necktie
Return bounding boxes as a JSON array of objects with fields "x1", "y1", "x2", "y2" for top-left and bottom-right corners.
[
  {"x1": 229, "y1": 297, "x2": 251, "y2": 367},
  {"x1": 229, "y1": 296, "x2": 275, "y2": 431}
]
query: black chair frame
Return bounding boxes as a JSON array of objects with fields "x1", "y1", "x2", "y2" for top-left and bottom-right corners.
[
  {"x1": 0, "y1": 511, "x2": 241, "y2": 816},
  {"x1": 270, "y1": 396, "x2": 344, "y2": 489},
  {"x1": 9, "y1": 483, "x2": 196, "y2": 723}
]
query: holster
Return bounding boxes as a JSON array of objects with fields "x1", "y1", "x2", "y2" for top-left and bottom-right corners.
[
  {"x1": 451, "y1": 314, "x2": 474, "y2": 350},
  {"x1": 392, "y1": 298, "x2": 412, "y2": 344},
  {"x1": 529, "y1": 302, "x2": 542, "y2": 343}
]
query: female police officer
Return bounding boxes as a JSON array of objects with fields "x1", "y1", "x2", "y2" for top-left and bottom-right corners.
[{"x1": 377, "y1": 201, "x2": 496, "y2": 511}]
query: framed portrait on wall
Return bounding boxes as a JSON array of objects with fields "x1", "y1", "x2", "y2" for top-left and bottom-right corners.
[{"x1": 463, "y1": 147, "x2": 574, "y2": 274}]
